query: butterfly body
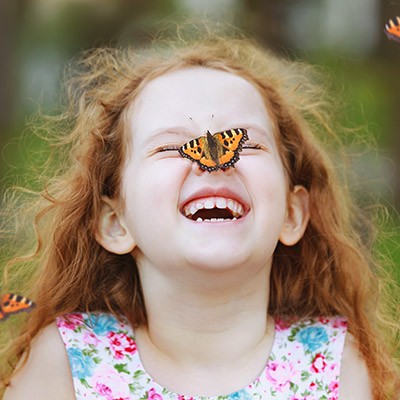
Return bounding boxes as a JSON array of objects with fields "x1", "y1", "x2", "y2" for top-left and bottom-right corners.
[
  {"x1": 0, "y1": 293, "x2": 35, "y2": 321},
  {"x1": 179, "y1": 128, "x2": 248, "y2": 172},
  {"x1": 385, "y1": 17, "x2": 400, "y2": 43}
]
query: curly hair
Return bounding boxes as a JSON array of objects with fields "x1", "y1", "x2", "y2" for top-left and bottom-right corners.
[{"x1": 1, "y1": 25, "x2": 399, "y2": 399}]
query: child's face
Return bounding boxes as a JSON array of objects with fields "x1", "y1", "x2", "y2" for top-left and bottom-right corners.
[{"x1": 109, "y1": 67, "x2": 307, "y2": 273}]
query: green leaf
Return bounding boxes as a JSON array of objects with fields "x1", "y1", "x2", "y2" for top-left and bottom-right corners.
[
  {"x1": 129, "y1": 382, "x2": 144, "y2": 394},
  {"x1": 80, "y1": 378, "x2": 92, "y2": 389},
  {"x1": 301, "y1": 371, "x2": 311, "y2": 381},
  {"x1": 288, "y1": 327, "x2": 301, "y2": 341},
  {"x1": 114, "y1": 363, "x2": 130, "y2": 374},
  {"x1": 133, "y1": 370, "x2": 146, "y2": 379},
  {"x1": 289, "y1": 381, "x2": 299, "y2": 393}
]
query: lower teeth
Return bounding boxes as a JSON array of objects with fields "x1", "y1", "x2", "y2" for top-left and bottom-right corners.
[{"x1": 195, "y1": 217, "x2": 237, "y2": 222}]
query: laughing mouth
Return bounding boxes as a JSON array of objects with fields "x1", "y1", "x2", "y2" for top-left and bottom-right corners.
[{"x1": 182, "y1": 196, "x2": 245, "y2": 222}]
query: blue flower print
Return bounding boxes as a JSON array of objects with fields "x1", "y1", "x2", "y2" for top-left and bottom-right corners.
[
  {"x1": 228, "y1": 389, "x2": 253, "y2": 400},
  {"x1": 67, "y1": 347, "x2": 95, "y2": 380},
  {"x1": 88, "y1": 313, "x2": 118, "y2": 336},
  {"x1": 296, "y1": 326, "x2": 329, "y2": 352}
]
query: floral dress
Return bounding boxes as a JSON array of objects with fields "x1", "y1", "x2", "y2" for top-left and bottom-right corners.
[{"x1": 56, "y1": 313, "x2": 347, "y2": 400}]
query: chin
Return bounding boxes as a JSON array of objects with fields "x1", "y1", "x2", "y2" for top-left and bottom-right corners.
[{"x1": 184, "y1": 249, "x2": 253, "y2": 273}]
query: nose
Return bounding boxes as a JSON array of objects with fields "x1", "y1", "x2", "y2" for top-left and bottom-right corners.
[{"x1": 191, "y1": 161, "x2": 235, "y2": 176}]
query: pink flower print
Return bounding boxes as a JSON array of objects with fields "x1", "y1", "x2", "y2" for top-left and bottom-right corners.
[
  {"x1": 58, "y1": 313, "x2": 84, "y2": 330},
  {"x1": 332, "y1": 317, "x2": 347, "y2": 329},
  {"x1": 318, "y1": 317, "x2": 330, "y2": 324},
  {"x1": 92, "y1": 365, "x2": 131, "y2": 400},
  {"x1": 83, "y1": 331, "x2": 100, "y2": 346},
  {"x1": 329, "y1": 380, "x2": 339, "y2": 395},
  {"x1": 148, "y1": 388, "x2": 163, "y2": 400},
  {"x1": 266, "y1": 361, "x2": 297, "y2": 392},
  {"x1": 107, "y1": 331, "x2": 137, "y2": 359},
  {"x1": 310, "y1": 353, "x2": 327, "y2": 373},
  {"x1": 275, "y1": 318, "x2": 292, "y2": 331},
  {"x1": 309, "y1": 381, "x2": 317, "y2": 391},
  {"x1": 327, "y1": 362, "x2": 339, "y2": 378},
  {"x1": 95, "y1": 383, "x2": 112, "y2": 398},
  {"x1": 178, "y1": 396, "x2": 194, "y2": 400}
]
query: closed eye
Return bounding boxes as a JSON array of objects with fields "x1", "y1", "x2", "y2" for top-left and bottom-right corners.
[
  {"x1": 148, "y1": 144, "x2": 182, "y2": 157},
  {"x1": 242, "y1": 142, "x2": 268, "y2": 151},
  {"x1": 154, "y1": 145, "x2": 180, "y2": 153}
]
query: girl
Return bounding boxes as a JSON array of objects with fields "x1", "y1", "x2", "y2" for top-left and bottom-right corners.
[{"x1": 1, "y1": 27, "x2": 399, "y2": 399}]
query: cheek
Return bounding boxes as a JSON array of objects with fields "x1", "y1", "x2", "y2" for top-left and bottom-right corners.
[
  {"x1": 244, "y1": 159, "x2": 288, "y2": 219},
  {"x1": 121, "y1": 159, "x2": 189, "y2": 228},
  {"x1": 242, "y1": 156, "x2": 287, "y2": 193}
]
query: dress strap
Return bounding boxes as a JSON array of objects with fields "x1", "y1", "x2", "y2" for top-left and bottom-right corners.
[
  {"x1": 57, "y1": 312, "x2": 139, "y2": 399},
  {"x1": 263, "y1": 316, "x2": 348, "y2": 398}
]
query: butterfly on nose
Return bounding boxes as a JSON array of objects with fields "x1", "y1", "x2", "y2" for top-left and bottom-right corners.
[{"x1": 179, "y1": 128, "x2": 248, "y2": 172}]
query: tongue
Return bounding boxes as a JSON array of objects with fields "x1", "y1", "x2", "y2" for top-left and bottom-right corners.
[{"x1": 192, "y1": 208, "x2": 233, "y2": 220}]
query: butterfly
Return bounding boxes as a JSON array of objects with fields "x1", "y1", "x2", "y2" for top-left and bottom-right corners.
[
  {"x1": 0, "y1": 293, "x2": 35, "y2": 321},
  {"x1": 384, "y1": 16, "x2": 400, "y2": 43},
  {"x1": 179, "y1": 128, "x2": 249, "y2": 172}
]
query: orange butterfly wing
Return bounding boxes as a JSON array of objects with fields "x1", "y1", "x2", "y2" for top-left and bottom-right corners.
[
  {"x1": 179, "y1": 128, "x2": 248, "y2": 172},
  {"x1": 385, "y1": 17, "x2": 400, "y2": 43},
  {"x1": 0, "y1": 293, "x2": 35, "y2": 321},
  {"x1": 213, "y1": 128, "x2": 248, "y2": 169}
]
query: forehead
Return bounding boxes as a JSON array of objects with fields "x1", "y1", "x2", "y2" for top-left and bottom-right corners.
[{"x1": 127, "y1": 67, "x2": 275, "y2": 144}]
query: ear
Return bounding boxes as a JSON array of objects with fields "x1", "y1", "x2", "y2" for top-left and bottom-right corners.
[
  {"x1": 279, "y1": 185, "x2": 310, "y2": 246},
  {"x1": 95, "y1": 197, "x2": 136, "y2": 254}
]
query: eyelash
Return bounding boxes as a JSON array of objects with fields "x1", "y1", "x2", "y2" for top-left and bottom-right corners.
[
  {"x1": 155, "y1": 145, "x2": 180, "y2": 152},
  {"x1": 242, "y1": 143, "x2": 264, "y2": 150}
]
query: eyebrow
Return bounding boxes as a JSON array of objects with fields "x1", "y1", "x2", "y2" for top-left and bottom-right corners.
[
  {"x1": 142, "y1": 126, "x2": 194, "y2": 147},
  {"x1": 236, "y1": 123, "x2": 275, "y2": 146},
  {"x1": 141, "y1": 123, "x2": 275, "y2": 148}
]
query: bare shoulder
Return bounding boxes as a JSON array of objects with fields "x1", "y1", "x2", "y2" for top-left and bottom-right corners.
[
  {"x1": 3, "y1": 322, "x2": 75, "y2": 400},
  {"x1": 339, "y1": 332, "x2": 373, "y2": 400}
]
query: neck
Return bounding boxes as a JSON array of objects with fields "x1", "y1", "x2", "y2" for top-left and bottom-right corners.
[{"x1": 136, "y1": 260, "x2": 273, "y2": 367}]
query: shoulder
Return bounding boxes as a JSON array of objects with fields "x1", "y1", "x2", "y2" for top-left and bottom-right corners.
[
  {"x1": 338, "y1": 332, "x2": 373, "y2": 400},
  {"x1": 3, "y1": 322, "x2": 75, "y2": 400}
]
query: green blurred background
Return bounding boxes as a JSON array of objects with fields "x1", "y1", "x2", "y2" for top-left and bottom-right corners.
[{"x1": 0, "y1": 0, "x2": 399, "y2": 285}]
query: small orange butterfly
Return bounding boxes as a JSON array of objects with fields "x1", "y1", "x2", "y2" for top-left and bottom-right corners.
[
  {"x1": 179, "y1": 128, "x2": 249, "y2": 172},
  {"x1": 385, "y1": 16, "x2": 400, "y2": 43},
  {"x1": 0, "y1": 293, "x2": 35, "y2": 321}
]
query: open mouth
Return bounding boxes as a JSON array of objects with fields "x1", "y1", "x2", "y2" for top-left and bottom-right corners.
[{"x1": 182, "y1": 196, "x2": 245, "y2": 222}]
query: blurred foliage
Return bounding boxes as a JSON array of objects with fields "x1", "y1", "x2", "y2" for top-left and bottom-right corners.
[{"x1": 0, "y1": 0, "x2": 398, "y2": 280}]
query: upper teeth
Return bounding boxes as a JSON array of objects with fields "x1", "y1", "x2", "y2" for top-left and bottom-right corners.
[{"x1": 183, "y1": 196, "x2": 244, "y2": 219}]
